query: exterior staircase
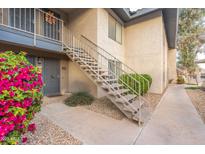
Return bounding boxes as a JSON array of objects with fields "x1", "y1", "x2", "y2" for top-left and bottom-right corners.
[{"x1": 63, "y1": 30, "x2": 152, "y2": 125}]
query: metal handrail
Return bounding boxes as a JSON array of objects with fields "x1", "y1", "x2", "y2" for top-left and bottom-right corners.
[
  {"x1": 65, "y1": 30, "x2": 142, "y2": 95},
  {"x1": 63, "y1": 30, "x2": 154, "y2": 124},
  {"x1": 64, "y1": 43, "x2": 143, "y2": 119},
  {"x1": 66, "y1": 44, "x2": 142, "y2": 96},
  {"x1": 80, "y1": 35, "x2": 150, "y2": 95}
]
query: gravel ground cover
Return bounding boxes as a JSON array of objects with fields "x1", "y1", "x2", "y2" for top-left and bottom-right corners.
[
  {"x1": 144, "y1": 93, "x2": 163, "y2": 111},
  {"x1": 83, "y1": 97, "x2": 125, "y2": 120},
  {"x1": 186, "y1": 88, "x2": 205, "y2": 123},
  {"x1": 21, "y1": 113, "x2": 82, "y2": 145},
  {"x1": 20, "y1": 92, "x2": 162, "y2": 144},
  {"x1": 82, "y1": 93, "x2": 162, "y2": 120},
  {"x1": 42, "y1": 94, "x2": 71, "y2": 106}
]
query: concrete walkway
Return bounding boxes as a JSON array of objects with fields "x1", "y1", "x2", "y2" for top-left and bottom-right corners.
[
  {"x1": 41, "y1": 102, "x2": 142, "y2": 144},
  {"x1": 135, "y1": 85, "x2": 205, "y2": 144}
]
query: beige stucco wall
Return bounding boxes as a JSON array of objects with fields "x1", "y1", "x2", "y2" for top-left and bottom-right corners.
[
  {"x1": 67, "y1": 9, "x2": 98, "y2": 43},
  {"x1": 168, "y1": 49, "x2": 177, "y2": 82},
  {"x1": 68, "y1": 60, "x2": 97, "y2": 97},
  {"x1": 97, "y1": 8, "x2": 125, "y2": 62},
  {"x1": 64, "y1": 8, "x2": 123, "y2": 98},
  {"x1": 62, "y1": 9, "x2": 173, "y2": 95},
  {"x1": 63, "y1": 9, "x2": 98, "y2": 97},
  {"x1": 124, "y1": 16, "x2": 167, "y2": 94}
]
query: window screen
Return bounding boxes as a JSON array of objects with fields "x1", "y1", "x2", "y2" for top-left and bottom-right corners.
[{"x1": 108, "y1": 15, "x2": 122, "y2": 44}]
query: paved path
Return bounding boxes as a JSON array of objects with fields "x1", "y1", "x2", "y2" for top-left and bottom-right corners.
[
  {"x1": 41, "y1": 103, "x2": 141, "y2": 144},
  {"x1": 135, "y1": 85, "x2": 205, "y2": 144}
]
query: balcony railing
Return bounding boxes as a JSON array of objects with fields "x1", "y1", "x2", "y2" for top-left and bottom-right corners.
[{"x1": 0, "y1": 8, "x2": 63, "y2": 46}]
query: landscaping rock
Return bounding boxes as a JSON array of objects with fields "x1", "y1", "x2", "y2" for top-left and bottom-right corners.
[
  {"x1": 144, "y1": 93, "x2": 163, "y2": 111},
  {"x1": 83, "y1": 97, "x2": 125, "y2": 120},
  {"x1": 186, "y1": 89, "x2": 205, "y2": 123},
  {"x1": 21, "y1": 113, "x2": 82, "y2": 145}
]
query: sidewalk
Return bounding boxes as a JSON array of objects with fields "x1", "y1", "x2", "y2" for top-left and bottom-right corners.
[
  {"x1": 135, "y1": 85, "x2": 205, "y2": 144},
  {"x1": 41, "y1": 102, "x2": 142, "y2": 144}
]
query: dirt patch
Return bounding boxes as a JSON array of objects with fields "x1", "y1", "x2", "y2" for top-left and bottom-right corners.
[
  {"x1": 81, "y1": 93, "x2": 162, "y2": 120},
  {"x1": 21, "y1": 113, "x2": 82, "y2": 145},
  {"x1": 83, "y1": 97, "x2": 125, "y2": 120},
  {"x1": 186, "y1": 89, "x2": 205, "y2": 123},
  {"x1": 144, "y1": 93, "x2": 163, "y2": 111},
  {"x1": 42, "y1": 94, "x2": 71, "y2": 106}
]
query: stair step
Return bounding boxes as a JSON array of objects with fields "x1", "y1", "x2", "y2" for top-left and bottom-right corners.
[
  {"x1": 122, "y1": 100, "x2": 144, "y2": 112},
  {"x1": 66, "y1": 51, "x2": 84, "y2": 55},
  {"x1": 80, "y1": 65, "x2": 100, "y2": 69},
  {"x1": 63, "y1": 47, "x2": 70, "y2": 51},
  {"x1": 116, "y1": 94, "x2": 136, "y2": 103},
  {"x1": 132, "y1": 106, "x2": 150, "y2": 124},
  {"x1": 84, "y1": 69, "x2": 106, "y2": 74},
  {"x1": 110, "y1": 83, "x2": 124, "y2": 89},
  {"x1": 67, "y1": 49, "x2": 83, "y2": 54},
  {"x1": 101, "y1": 84, "x2": 110, "y2": 89},
  {"x1": 90, "y1": 73, "x2": 114, "y2": 78},
  {"x1": 108, "y1": 89, "x2": 130, "y2": 95},
  {"x1": 68, "y1": 53, "x2": 96, "y2": 63},
  {"x1": 102, "y1": 83, "x2": 123, "y2": 90},
  {"x1": 80, "y1": 59, "x2": 96, "y2": 63},
  {"x1": 73, "y1": 56, "x2": 93, "y2": 60},
  {"x1": 122, "y1": 105, "x2": 138, "y2": 114},
  {"x1": 85, "y1": 61, "x2": 98, "y2": 65},
  {"x1": 96, "y1": 78, "x2": 118, "y2": 83},
  {"x1": 76, "y1": 59, "x2": 97, "y2": 64},
  {"x1": 64, "y1": 44, "x2": 151, "y2": 124},
  {"x1": 64, "y1": 43, "x2": 151, "y2": 124},
  {"x1": 100, "y1": 73, "x2": 115, "y2": 78},
  {"x1": 77, "y1": 55, "x2": 92, "y2": 59}
]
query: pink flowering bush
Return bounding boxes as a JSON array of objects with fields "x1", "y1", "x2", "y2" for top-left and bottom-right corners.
[{"x1": 0, "y1": 51, "x2": 43, "y2": 145}]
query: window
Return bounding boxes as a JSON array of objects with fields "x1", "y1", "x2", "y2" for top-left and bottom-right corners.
[
  {"x1": 108, "y1": 15, "x2": 122, "y2": 44},
  {"x1": 108, "y1": 60, "x2": 122, "y2": 79}
]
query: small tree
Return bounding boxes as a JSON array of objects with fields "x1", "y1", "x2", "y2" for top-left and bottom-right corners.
[{"x1": 177, "y1": 8, "x2": 205, "y2": 81}]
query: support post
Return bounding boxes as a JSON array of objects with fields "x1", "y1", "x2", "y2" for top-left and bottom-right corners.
[{"x1": 34, "y1": 9, "x2": 36, "y2": 46}]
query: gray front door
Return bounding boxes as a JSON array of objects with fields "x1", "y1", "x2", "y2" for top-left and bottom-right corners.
[{"x1": 43, "y1": 58, "x2": 60, "y2": 96}]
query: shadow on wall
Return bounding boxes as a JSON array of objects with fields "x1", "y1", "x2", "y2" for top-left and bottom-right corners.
[{"x1": 69, "y1": 80, "x2": 96, "y2": 96}]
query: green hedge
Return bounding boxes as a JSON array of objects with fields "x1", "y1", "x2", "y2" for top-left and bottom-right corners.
[
  {"x1": 177, "y1": 75, "x2": 185, "y2": 84},
  {"x1": 119, "y1": 73, "x2": 152, "y2": 95}
]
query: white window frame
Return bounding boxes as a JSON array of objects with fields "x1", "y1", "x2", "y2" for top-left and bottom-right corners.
[{"x1": 108, "y1": 15, "x2": 122, "y2": 44}]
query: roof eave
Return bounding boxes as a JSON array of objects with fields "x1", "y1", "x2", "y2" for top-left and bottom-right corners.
[{"x1": 111, "y1": 8, "x2": 178, "y2": 49}]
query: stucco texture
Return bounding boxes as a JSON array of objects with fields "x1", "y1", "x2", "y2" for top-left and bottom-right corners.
[
  {"x1": 63, "y1": 9, "x2": 176, "y2": 96},
  {"x1": 97, "y1": 8, "x2": 125, "y2": 62},
  {"x1": 67, "y1": 61, "x2": 97, "y2": 97},
  {"x1": 124, "y1": 16, "x2": 168, "y2": 94},
  {"x1": 65, "y1": 8, "x2": 125, "y2": 97},
  {"x1": 168, "y1": 49, "x2": 177, "y2": 82}
]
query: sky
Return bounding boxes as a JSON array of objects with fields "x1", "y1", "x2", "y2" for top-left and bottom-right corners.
[
  {"x1": 196, "y1": 43, "x2": 205, "y2": 69},
  {"x1": 197, "y1": 52, "x2": 205, "y2": 69},
  {"x1": 129, "y1": 8, "x2": 142, "y2": 12}
]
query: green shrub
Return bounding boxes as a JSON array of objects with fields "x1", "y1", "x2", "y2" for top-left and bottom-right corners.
[
  {"x1": 185, "y1": 86, "x2": 200, "y2": 90},
  {"x1": 119, "y1": 73, "x2": 152, "y2": 95},
  {"x1": 64, "y1": 92, "x2": 94, "y2": 107},
  {"x1": 141, "y1": 74, "x2": 152, "y2": 92},
  {"x1": 177, "y1": 76, "x2": 185, "y2": 84}
]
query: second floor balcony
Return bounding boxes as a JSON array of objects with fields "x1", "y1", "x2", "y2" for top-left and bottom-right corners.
[{"x1": 0, "y1": 8, "x2": 64, "y2": 52}]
